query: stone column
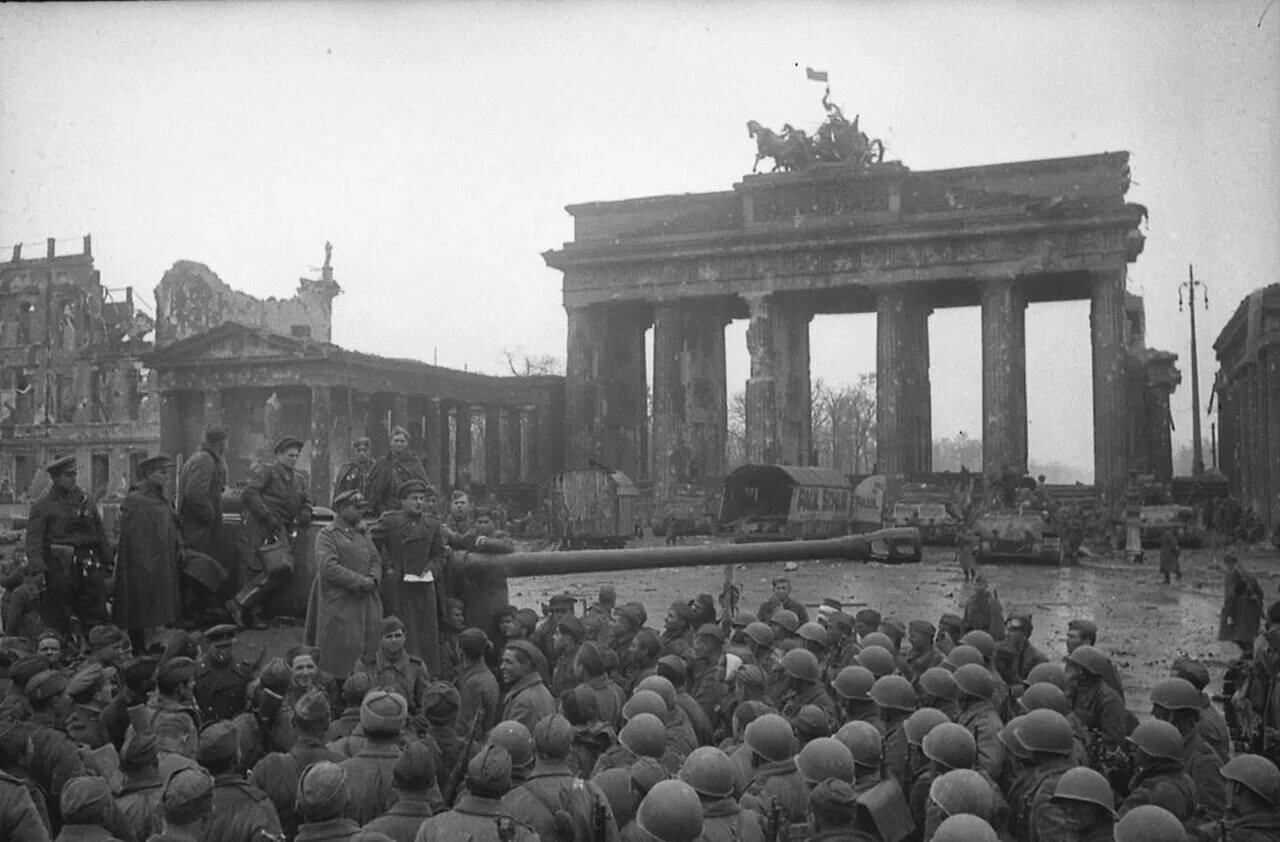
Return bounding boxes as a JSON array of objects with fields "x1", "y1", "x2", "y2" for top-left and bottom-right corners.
[
  {"x1": 309, "y1": 385, "x2": 333, "y2": 504},
  {"x1": 501, "y1": 408, "x2": 522, "y2": 483},
  {"x1": 390, "y1": 394, "x2": 409, "y2": 437},
  {"x1": 454, "y1": 403, "x2": 473, "y2": 491},
  {"x1": 980, "y1": 278, "x2": 1028, "y2": 477},
  {"x1": 1091, "y1": 269, "x2": 1129, "y2": 499},
  {"x1": 519, "y1": 405, "x2": 537, "y2": 482},
  {"x1": 652, "y1": 301, "x2": 729, "y2": 501},
  {"x1": 424, "y1": 398, "x2": 444, "y2": 491},
  {"x1": 876, "y1": 287, "x2": 933, "y2": 475},
  {"x1": 744, "y1": 294, "x2": 812, "y2": 466},
  {"x1": 202, "y1": 389, "x2": 223, "y2": 431},
  {"x1": 484, "y1": 405, "x2": 502, "y2": 492},
  {"x1": 564, "y1": 304, "x2": 649, "y2": 477},
  {"x1": 1147, "y1": 377, "x2": 1176, "y2": 482}
]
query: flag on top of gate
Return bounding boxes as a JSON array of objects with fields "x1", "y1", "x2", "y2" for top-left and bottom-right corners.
[{"x1": 805, "y1": 67, "x2": 829, "y2": 83}]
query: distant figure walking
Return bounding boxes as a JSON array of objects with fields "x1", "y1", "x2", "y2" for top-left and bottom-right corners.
[
  {"x1": 1219, "y1": 553, "x2": 1264, "y2": 657},
  {"x1": 1158, "y1": 531, "x2": 1181, "y2": 585}
]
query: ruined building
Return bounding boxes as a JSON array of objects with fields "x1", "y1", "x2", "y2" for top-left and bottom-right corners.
[
  {"x1": 0, "y1": 237, "x2": 157, "y2": 501},
  {"x1": 1215, "y1": 284, "x2": 1280, "y2": 531},
  {"x1": 1124, "y1": 293, "x2": 1181, "y2": 482}
]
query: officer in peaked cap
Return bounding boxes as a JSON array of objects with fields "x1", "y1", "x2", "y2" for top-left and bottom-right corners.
[
  {"x1": 25, "y1": 453, "x2": 114, "y2": 641},
  {"x1": 115, "y1": 452, "x2": 182, "y2": 655},
  {"x1": 194, "y1": 623, "x2": 255, "y2": 724},
  {"x1": 232, "y1": 433, "x2": 313, "y2": 630}
]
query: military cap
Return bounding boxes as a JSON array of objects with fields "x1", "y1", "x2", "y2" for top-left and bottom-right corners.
[
  {"x1": 879, "y1": 617, "x2": 907, "y2": 647},
  {"x1": 89, "y1": 623, "x2": 126, "y2": 650},
  {"x1": 1006, "y1": 610, "x2": 1033, "y2": 631},
  {"x1": 556, "y1": 615, "x2": 586, "y2": 641},
  {"x1": 575, "y1": 641, "x2": 605, "y2": 676},
  {"x1": 60, "y1": 775, "x2": 113, "y2": 823},
  {"x1": 361, "y1": 690, "x2": 408, "y2": 734},
  {"x1": 273, "y1": 435, "x2": 304, "y2": 454},
  {"x1": 398, "y1": 479, "x2": 428, "y2": 498},
  {"x1": 548, "y1": 592, "x2": 576, "y2": 609},
  {"x1": 67, "y1": 661, "x2": 104, "y2": 697},
  {"x1": 1068, "y1": 618, "x2": 1098, "y2": 638},
  {"x1": 422, "y1": 681, "x2": 460, "y2": 720},
  {"x1": 466, "y1": 743, "x2": 513, "y2": 794},
  {"x1": 121, "y1": 655, "x2": 159, "y2": 686},
  {"x1": 808, "y1": 777, "x2": 859, "y2": 820},
  {"x1": 138, "y1": 454, "x2": 174, "y2": 476},
  {"x1": 656, "y1": 655, "x2": 688, "y2": 685},
  {"x1": 46, "y1": 455, "x2": 77, "y2": 475},
  {"x1": 393, "y1": 739, "x2": 437, "y2": 790},
  {"x1": 162, "y1": 767, "x2": 215, "y2": 823},
  {"x1": 828, "y1": 611, "x2": 855, "y2": 632},
  {"x1": 379, "y1": 615, "x2": 406, "y2": 636},
  {"x1": 297, "y1": 760, "x2": 349, "y2": 817},
  {"x1": 204, "y1": 624, "x2": 238, "y2": 642},
  {"x1": 204, "y1": 425, "x2": 229, "y2": 443},
  {"x1": 560, "y1": 685, "x2": 599, "y2": 725},
  {"x1": 258, "y1": 657, "x2": 292, "y2": 693},
  {"x1": 1170, "y1": 656, "x2": 1211, "y2": 692},
  {"x1": 667, "y1": 600, "x2": 695, "y2": 625},
  {"x1": 27, "y1": 669, "x2": 68, "y2": 703},
  {"x1": 939, "y1": 614, "x2": 964, "y2": 634},
  {"x1": 458, "y1": 627, "x2": 491, "y2": 659},
  {"x1": 792, "y1": 704, "x2": 831, "y2": 739},
  {"x1": 121, "y1": 730, "x2": 159, "y2": 769},
  {"x1": 293, "y1": 688, "x2": 332, "y2": 726},
  {"x1": 504, "y1": 639, "x2": 543, "y2": 667},
  {"x1": 196, "y1": 720, "x2": 240, "y2": 765},
  {"x1": 10, "y1": 653, "x2": 51, "y2": 686},
  {"x1": 855, "y1": 608, "x2": 882, "y2": 627},
  {"x1": 909, "y1": 619, "x2": 937, "y2": 638},
  {"x1": 534, "y1": 713, "x2": 574, "y2": 758},
  {"x1": 156, "y1": 656, "x2": 197, "y2": 685},
  {"x1": 332, "y1": 489, "x2": 365, "y2": 510},
  {"x1": 695, "y1": 623, "x2": 726, "y2": 643},
  {"x1": 513, "y1": 608, "x2": 541, "y2": 633},
  {"x1": 616, "y1": 601, "x2": 648, "y2": 626}
]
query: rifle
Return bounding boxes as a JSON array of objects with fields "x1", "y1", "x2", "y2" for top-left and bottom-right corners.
[
  {"x1": 767, "y1": 798, "x2": 785, "y2": 842},
  {"x1": 444, "y1": 705, "x2": 486, "y2": 805}
]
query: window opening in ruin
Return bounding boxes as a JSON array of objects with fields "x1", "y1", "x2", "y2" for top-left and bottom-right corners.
[
  {"x1": 13, "y1": 454, "x2": 34, "y2": 500},
  {"x1": 128, "y1": 451, "x2": 145, "y2": 483},
  {"x1": 291, "y1": 324, "x2": 312, "y2": 338},
  {"x1": 91, "y1": 453, "x2": 109, "y2": 500}
]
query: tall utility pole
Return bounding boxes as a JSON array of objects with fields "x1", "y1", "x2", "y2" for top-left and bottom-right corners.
[{"x1": 1179, "y1": 264, "x2": 1208, "y2": 475}]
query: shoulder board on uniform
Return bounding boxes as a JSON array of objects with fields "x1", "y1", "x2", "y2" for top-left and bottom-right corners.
[
  {"x1": 408, "y1": 655, "x2": 426, "y2": 666},
  {"x1": 0, "y1": 770, "x2": 22, "y2": 786}
]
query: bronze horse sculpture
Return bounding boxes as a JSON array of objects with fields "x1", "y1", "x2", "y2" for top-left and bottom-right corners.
[
  {"x1": 748, "y1": 120, "x2": 813, "y2": 173},
  {"x1": 749, "y1": 112, "x2": 885, "y2": 173}
]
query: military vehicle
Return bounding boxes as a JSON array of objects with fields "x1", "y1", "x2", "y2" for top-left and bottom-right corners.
[{"x1": 971, "y1": 508, "x2": 1066, "y2": 566}]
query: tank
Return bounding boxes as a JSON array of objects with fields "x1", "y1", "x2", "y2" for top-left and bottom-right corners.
[
  {"x1": 1137, "y1": 504, "x2": 1205, "y2": 548},
  {"x1": 971, "y1": 509, "x2": 1065, "y2": 566}
]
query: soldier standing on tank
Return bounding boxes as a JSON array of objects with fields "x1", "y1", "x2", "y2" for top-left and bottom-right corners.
[
  {"x1": 25, "y1": 456, "x2": 114, "y2": 642},
  {"x1": 377, "y1": 479, "x2": 449, "y2": 669},
  {"x1": 177, "y1": 425, "x2": 229, "y2": 618},
  {"x1": 333, "y1": 436, "x2": 377, "y2": 503},
  {"x1": 231, "y1": 436, "x2": 313, "y2": 630},
  {"x1": 193, "y1": 624, "x2": 253, "y2": 724}
]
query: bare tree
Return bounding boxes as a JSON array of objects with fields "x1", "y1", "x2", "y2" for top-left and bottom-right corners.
[
  {"x1": 726, "y1": 390, "x2": 748, "y2": 469},
  {"x1": 501, "y1": 347, "x2": 564, "y2": 377},
  {"x1": 810, "y1": 375, "x2": 877, "y2": 474}
]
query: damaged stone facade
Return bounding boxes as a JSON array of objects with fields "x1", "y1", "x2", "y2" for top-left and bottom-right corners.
[
  {"x1": 1123, "y1": 293, "x2": 1181, "y2": 482},
  {"x1": 0, "y1": 237, "x2": 158, "y2": 501}
]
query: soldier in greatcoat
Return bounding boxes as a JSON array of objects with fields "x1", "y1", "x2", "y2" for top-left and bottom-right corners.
[
  {"x1": 376, "y1": 479, "x2": 449, "y2": 671},
  {"x1": 176, "y1": 425, "x2": 228, "y2": 618},
  {"x1": 231, "y1": 436, "x2": 313, "y2": 630},
  {"x1": 303, "y1": 490, "x2": 383, "y2": 678},
  {"x1": 113, "y1": 454, "x2": 182, "y2": 654},
  {"x1": 367, "y1": 427, "x2": 429, "y2": 518}
]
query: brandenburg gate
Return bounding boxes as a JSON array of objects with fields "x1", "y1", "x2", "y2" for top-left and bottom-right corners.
[{"x1": 543, "y1": 147, "x2": 1147, "y2": 500}]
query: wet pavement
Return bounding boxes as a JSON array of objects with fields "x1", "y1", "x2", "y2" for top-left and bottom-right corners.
[{"x1": 244, "y1": 538, "x2": 1280, "y2": 720}]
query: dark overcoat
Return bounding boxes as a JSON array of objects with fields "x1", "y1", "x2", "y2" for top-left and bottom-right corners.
[
  {"x1": 303, "y1": 521, "x2": 383, "y2": 676},
  {"x1": 177, "y1": 446, "x2": 226, "y2": 554},
  {"x1": 113, "y1": 483, "x2": 182, "y2": 630}
]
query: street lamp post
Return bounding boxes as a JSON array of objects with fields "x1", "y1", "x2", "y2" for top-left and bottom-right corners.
[{"x1": 1178, "y1": 264, "x2": 1208, "y2": 476}]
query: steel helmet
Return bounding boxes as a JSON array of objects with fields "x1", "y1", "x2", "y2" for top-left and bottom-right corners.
[
  {"x1": 919, "y1": 667, "x2": 959, "y2": 702},
  {"x1": 869, "y1": 675, "x2": 917, "y2": 712},
  {"x1": 782, "y1": 648, "x2": 822, "y2": 683},
  {"x1": 795, "y1": 736, "x2": 856, "y2": 785},
  {"x1": 999, "y1": 716, "x2": 1032, "y2": 759},
  {"x1": 959, "y1": 630, "x2": 995, "y2": 660},
  {"x1": 743, "y1": 713, "x2": 795, "y2": 763},
  {"x1": 1018, "y1": 682, "x2": 1070, "y2": 715},
  {"x1": 1014, "y1": 709, "x2": 1074, "y2": 756},
  {"x1": 932, "y1": 814, "x2": 999, "y2": 842},
  {"x1": 1127, "y1": 720, "x2": 1184, "y2": 762},
  {"x1": 953, "y1": 663, "x2": 995, "y2": 701},
  {"x1": 861, "y1": 632, "x2": 897, "y2": 652},
  {"x1": 855, "y1": 645, "x2": 897, "y2": 678},
  {"x1": 797, "y1": 622, "x2": 829, "y2": 648},
  {"x1": 770, "y1": 609, "x2": 800, "y2": 634},
  {"x1": 929, "y1": 768, "x2": 994, "y2": 818},
  {"x1": 677, "y1": 746, "x2": 735, "y2": 798},
  {"x1": 1114, "y1": 804, "x2": 1187, "y2": 842},
  {"x1": 942, "y1": 645, "x2": 984, "y2": 671},
  {"x1": 744, "y1": 622, "x2": 774, "y2": 648},
  {"x1": 623, "y1": 689, "x2": 668, "y2": 721},
  {"x1": 1066, "y1": 645, "x2": 1112, "y2": 677},
  {"x1": 904, "y1": 707, "x2": 951, "y2": 747},
  {"x1": 619, "y1": 713, "x2": 667, "y2": 759},
  {"x1": 833, "y1": 721, "x2": 882, "y2": 769},
  {"x1": 921, "y1": 722, "x2": 977, "y2": 771},
  {"x1": 636, "y1": 779, "x2": 704, "y2": 842},
  {"x1": 487, "y1": 720, "x2": 535, "y2": 770},
  {"x1": 1026, "y1": 661, "x2": 1070, "y2": 691},
  {"x1": 833, "y1": 666, "x2": 876, "y2": 701},
  {"x1": 635, "y1": 676, "x2": 678, "y2": 711},
  {"x1": 1219, "y1": 753, "x2": 1280, "y2": 807},
  {"x1": 1150, "y1": 678, "x2": 1202, "y2": 713},
  {"x1": 1051, "y1": 767, "x2": 1117, "y2": 816}
]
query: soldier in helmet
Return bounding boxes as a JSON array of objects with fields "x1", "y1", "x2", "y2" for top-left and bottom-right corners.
[
  {"x1": 832, "y1": 666, "x2": 883, "y2": 733},
  {"x1": 805, "y1": 778, "x2": 876, "y2": 842},
  {"x1": 953, "y1": 664, "x2": 1005, "y2": 780},
  {"x1": 1120, "y1": 720, "x2": 1198, "y2": 822},
  {"x1": 740, "y1": 713, "x2": 806, "y2": 826},
  {"x1": 502, "y1": 713, "x2": 619, "y2": 842},
  {"x1": 1170, "y1": 655, "x2": 1231, "y2": 763},
  {"x1": 834, "y1": 721, "x2": 884, "y2": 795},
  {"x1": 1151, "y1": 677, "x2": 1228, "y2": 820},
  {"x1": 628, "y1": 778, "x2": 703, "y2": 842},
  {"x1": 1047, "y1": 767, "x2": 1118, "y2": 842},
  {"x1": 926, "y1": 769, "x2": 999, "y2": 841},
  {"x1": 416, "y1": 744, "x2": 539, "y2": 842},
  {"x1": 25, "y1": 456, "x2": 114, "y2": 641},
  {"x1": 1066, "y1": 645, "x2": 1136, "y2": 754},
  {"x1": 868, "y1": 675, "x2": 917, "y2": 788},
  {"x1": 1005, "y1": 709, "x2": 1077, "y2": 840},
  {"x1": 678, "y1": 745, "x2": 767, "y2": 841},
  {"x1": 193, "y1": 624, "x2": 254, "y2": 724},
  {"x1": 1066, "y1": 618, "x2": 1125, "y2": 699},
  {"x1": 777, "y1": 649, "x2": 837, "y2": 728},
  {"x1": 1114, "y1": 804, "x2": 1187, "y2": 842},
  {"x1": 1203, "y1": 754, "x2": 1280, "y2": 841}
]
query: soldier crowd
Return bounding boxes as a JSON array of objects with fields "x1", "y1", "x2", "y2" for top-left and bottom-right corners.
[{"x1": 0, "y1": 427, "x2": 1278, "y2": 841}]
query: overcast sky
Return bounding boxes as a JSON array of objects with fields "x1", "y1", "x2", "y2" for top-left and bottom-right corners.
[{"x1": 2, "y1": 1, "x2": 1276, "y2": 481}]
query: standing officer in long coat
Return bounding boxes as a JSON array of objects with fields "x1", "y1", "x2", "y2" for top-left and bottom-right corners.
[
  {"x1": 377, "y1": 478, "x2": 449, "y2": 671},
  {"x1": 177, "y1": 425, "x2": 228, "y2": 618},
  {"x1": 304, "y1": 490, "x2": 383, "y2": 678},
  {"x1": 114, "y1": 454, "x2": 182, "y2": 654},
  {"x1": 231, "y1": 436, "x2": 313, "y2": 630},
  {"x1": 24, "y1": 456, "x2": 113, "y2": 641},
  {"x1": 367, "y1": 426, "x2": 429, "y2": 517}
]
